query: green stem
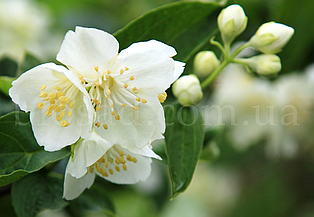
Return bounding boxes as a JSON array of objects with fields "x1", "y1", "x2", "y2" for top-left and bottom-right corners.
[{"x1": 201, "y1": 59, "x2": 229, "y2": 89}]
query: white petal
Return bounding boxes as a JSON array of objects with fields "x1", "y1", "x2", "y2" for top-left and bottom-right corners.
[
  {"x1": 95, "y1": 94, "x2": 165, "y2": 149},
  {"x1": 67, "y1": 131, "x2": 114, "y2": 179},
  {"x1": 63, "y1": 158, "x2": 95, "y2": 200},
  {"x1": 126, "y1": 145, "x2": 162, "y2": 160},
  {"x1": 112, "y1": 40, "x2": 185, "y2": 96},
  {"x1": 99, "y1": 147, "x2": 153, "y2": 184},
  {"x1": 9, "y1": 63, "x2": 92, "y2": 151},
  {"x1": 57, "y1": 26, "x2": 119, "y2": 79}
]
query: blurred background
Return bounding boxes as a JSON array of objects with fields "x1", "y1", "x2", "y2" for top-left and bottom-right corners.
[{"x1": 1, "y1": 0, "x2": 314, "y2": 217}]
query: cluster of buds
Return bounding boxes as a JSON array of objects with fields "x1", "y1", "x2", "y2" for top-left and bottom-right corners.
[{"x1": 173, "y1": 4, "x2": 294, "y2": 106}]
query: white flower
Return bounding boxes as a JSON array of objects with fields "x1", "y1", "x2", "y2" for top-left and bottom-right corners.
[
  {"x1": 249, "y1": 22, "x2": 294, "y2": 54},
  {"x1": 56, "y1": 27, "x2": 185, "y2": 150},
  {"x1": 9, "y1": 63, "x2": 93, "y2": 151},
  {"x1": 63, "y1": 130, "x2": 161, "y2": 200},
  {"x1": 172, "y1": 74, "x2": 203, "y2": 106},
  {"x1": 217, "y1": 4, "x2": 248, "y2": 44},
  {"x1": 193, "y1": 51, "x2": 220, "y2": 78}
]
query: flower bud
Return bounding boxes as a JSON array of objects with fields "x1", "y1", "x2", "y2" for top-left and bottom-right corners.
[
  {"x1": 245, "y1": 54, "x2": 282, "y2": 76},
  {"x1": 249, "y1": 22, "x2": 294, "y2": 54},
  {"x1": 193, "y1": 51, "x2": 220, "y2": 78},
  {"x1": 218, "y1": 4, "x2": 248, "y2": 44},
  {"x1": 172, "y1": 75, "x2": 203, "y2": 106}
]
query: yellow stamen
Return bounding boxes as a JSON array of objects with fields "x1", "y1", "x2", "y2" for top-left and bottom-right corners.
[
  {"x1": 60, "y1": 111, "x2": 66, "y2": 117},
  {"x1": 89, "y1": 165, "x2": 94, "y2": 173},
  {"x1": 103, "y1": 124, "x2": 108, "y2": 130},
  {"x1": 56, "y1": 114, "x2": 62, "y2": 121},
  {"x1": 107, "y1": 90, "x2": 112, "y2": 95},
  {"x1": 37, "y1": 102, "x2": 44, "y2": 110},
  {"x1": 133, "y1": 106, "x2": 138, "y2": 111},
  {"x1": 124, "y1": 83, "x2": 128, "y2": 88},
  {"x1": 135, "y1": 97, "x2": 140, "y2": 102},
  {"x1": 123, "y1": 164, "x2": 127, "y2": 171},
  {"x1": 95, "y1": 81, "x2": 100, "y2": 86},
  {"x1": 54, "y1": 86, "x2": 61, "y2": 91},
  {"x1": 141, "y1": 99, "x2": 147, "y2": 103},
  {"x1": 125, "y1": 67, "x2": 129, "y2": 71},
  {"x1": 132, "y1": 157, "x2": 137, "y2": 163},
  {"x1": 43, "y1": 97, "x2": 49, "y2": 101},
  {"x1": 118, "y1": 150, "x2": 124, "y2": 156},
  {"x1": 109, "y1": 168, "x2": 114, "y2": 175},
  {"x1": 130, "y1": 76, "x2": 135, "y2": 80},
  {"x1": 115, "y1": 115, "x2": 120, "y2": 120},
  {"x1": 96, "y1": 106, "x2": 101, "y2": 111},
  {"x1": 95, "y1": 122, "x2": 101, "y2": 127},
  {"x1": 40, "y1": 84, "x2": 46, "y2": 91},
  {"x1": 105, "y1": 74, "x2": 109, "y2": 80},
  {"x1": 111, "y1": 111, "x2": 115, "y2": 116},
  {"x1": 57, "y1": 91, "x2": 64, "y2": 98},
  {"x1": 61, "y1": 120, "x2": 70, "y2": 127},
  {"x1": 105, "y1": 161, "x2": 109, "y2": 168},
  {"x1": 158, "y1": 92, "x2": 167, "y2": 103},
  {"x1": 120, "y1": 69, "x2": 124, "y2": 74},
  {"x1": 115, "y1": 166, "x2": 120, "y2": 172},
  {"x1": 67, "y1": 110, "x2": 72, "y2": 118},
  {"x1": 46, "y1": 111, "x2": 52, "y2": 117},
  {"x1": 126, "y1": 154, "x2": 133, "y2": 161},
  {"x1": 48, "y1": 92, "x2": 56, "y2": 99},
  {"x1": 94, "y1": 66, "x2": 99, "y2": 72},
  {"x1": 70, "y1": 102, "x2": 75, "y2": 109},
  {"x1": 132, "y1": 87, "x2": 137, "y2": 92},
  {"x1": 107, "y1": 70, "x2": 112, "y2": 74},
  {"x1": 39, "y1": 92, "x2": 47, "y2": 98},
  {"x1": 49, "y1": 99, "x2": 55, "y2": 104},
  {"x1": 54, "y1": 106, "x2": 61, "y2": 113},
  {"x1": 115, "y1": 158, "x2": 120, "y2": 164},
  {"x1": 122, "y1": 103, "x2": 126, "y2": 107}
]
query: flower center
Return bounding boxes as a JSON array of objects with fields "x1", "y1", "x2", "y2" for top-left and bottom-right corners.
[
  {"x1": 37, "y1": 83, "x2": 76, "y2": 127},
  {"x1": 86, "y1": 145, "x2": 137, "y2": 177}
]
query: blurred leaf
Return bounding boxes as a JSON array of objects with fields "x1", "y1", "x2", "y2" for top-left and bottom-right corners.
[
  {"x1": 114, "y1": 1, "x2": 222, "y2": 62},
  {"x1": 0, "y1": 194, "x2": 16, "y2": 217},
  {"x1": 164, "y1": 103, "x2": 204, "y2": 199},
  {"x1": 0, "y1": 112, "x2": 70, "y2": 187},
  {"x1": 67, "y1": 178, "x2": 116, "y2": 217},
  {"x1": 11, "y1": 171, "x2": 68, "y2": 217},
  {"x1": 19, "y1": 53, "x2": 41, "y2": 75},
  {"x1": 0, "y1": 76, "x2": 15, "y2": 96},
  {"x1": 0, "y1": 57, "x2": 18, "y2": 77}
]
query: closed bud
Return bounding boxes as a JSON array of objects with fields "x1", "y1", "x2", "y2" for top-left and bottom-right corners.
[
  {"x1": 249, "y1": 22, "x2": 294, "y2": 54},
  {"x1": 172, "y1": 75, "x2": 203, "y2": 106},
  {"x1": 193, "y1": 51, "x2": 220, "y2": 78},
  {"x1": 218, "y1": 4, "x2": 248, "y2": 44},
  {"x1": 245, "y1": 54, "x2": 281, "y2": 76}
]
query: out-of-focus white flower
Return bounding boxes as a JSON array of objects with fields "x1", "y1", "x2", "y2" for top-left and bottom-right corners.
[
  {"x1": 239, "y1": 54, "x2": 282, "y2": 76},
  {"x1": 172, "y1": 74, "x2": 203, "y2": 106},
  {"x1": 0, "y1": 0, "x2": 61, "y2": 61},
  {"x1": 63, "y1": 130, "x2": 161, "y2": 200},
  {"x1": 217, "y1": 4, "x2": 248, "y2": 44},
  {"x1": 249, "y1": 22, "x2": 294, "y2": 54},
  {"x1": 193, "y1": 51, "x2": 220, "y2": 78}
]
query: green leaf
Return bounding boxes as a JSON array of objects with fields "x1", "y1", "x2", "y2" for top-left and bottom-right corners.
[
  {"x1": 0, "y1": 76, "x2": 15, "y2": 96},
  {"x1": 0, "y1": 112, "x2": 70, "y2": 187},
  {"x1": 11, "y1": 171, "x2": 68, "y2": 217},
  {"x1": 19, "y1": 53, "x2": 41, "y2": 75},
  {"x1": 0, "y1": 57, "x2": 18, "y2": 77},
  {"x1": 164, "y1": 103, "x2": 205, "y2": 199},
  {"x1": 67, "y1": 177, "x2": 116, "y2": 217},
  {"x1": 114, "y1": 1, "x2": 222, "y2": 62}
]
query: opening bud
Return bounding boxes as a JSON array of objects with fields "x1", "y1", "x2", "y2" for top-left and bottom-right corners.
[
  {"x1": 218, "y1": 4, "x2": 248, "y2": 44},
  {"x1": 193, "y1": 51, "x2": 220, "y2": 78},
  {"x1": 172, "y1": 75, "x2": 203, "y2": 106},
  {"x1": 249, "y1": 22, "x2": 294, "y2": 54},
  {"x1": 244, "y1": 54, "x2": 282, "y2": 77}
]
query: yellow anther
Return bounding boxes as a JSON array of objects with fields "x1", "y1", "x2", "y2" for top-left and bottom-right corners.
[
  {"x1": 108, "y1": 157, "x2": 113, "y2": 163},
  {"x1": 130, "y1": 76, "x2": 135, "y2": 80},
  {"x1": 67, "y1": 110, "x2": 72, "y2": 118},
  {"x1": 133, "y1": 106, "x2": 138, "y2": 111},
  {"x1": 37, "y1": 102, "x2": 44, "y2": 110},
  {"x1": 105, "y1": 161, "x2": 109, "y2": 168},
  {"x1": 111, "y1": 111, "x2": 115, "y2": 116},
  {"x1": 89, "y1": 165, "x2": 94, "y2": 173},
  {"x1": 48, "y1": 92, "x2": 56, "y2": 99},
  {"x1": 40, "y1": 84, "x2": 46, "y2": 91},
  {"x1": 54, "y1": 86, "x2": 61, "y2": 91},
  {"x1": 127, "y1": 154, "x2": 133, "y2": 161},
  {"x1": 43, "y1": 97, "x2": 49, "y2": 101},
  {"x1": 70, "y1": 102, "x2": 75, "y2": 109},
  {"x1": 60, "y1": 111, "x2": 66, "y2": 117},
  {"x1": 39, "y1": 92, "x2": 47, "y2": 98},
  {"x1": 115, "y1": 115, "x2": 120, "y2": 120},
  {"x1": 96, "y1": 106, "x2": 101, "y2": 111},
  {"x1": 101, "y1": 169, "x2": 109, "y2": 177},
  {"x1": 95, "y1": 122, "x2": 101, "y2": 127},
  {"x1": 118, "y1": 150, "x2": 124, "y2": 156},
  {"x1": 95, "y1": 81, "x2": 100, "y2": 86},
  {"x1": 107, "y1": 70, "x2": 112, "y2": 74},
  {"x1": 93, "y1": 99, "x2": 100, "y2": 106},
  {"x1": 66, "y1": 97, "x2": 71, "y2": 104},
  {"x1": 94, "y1": 66, "x2": 99, "y2": 72},
  {"x1": 125, "y1": 67, "x2": 129, "y2": 71},
  {"x1": 123, "y1": 164, "x2": 127, "y2": 171},
  {"x1": 103, "y1": 124, "x2": 108, "y2": 130},
  {"x1": 49, "y1": 99, "x2": 55, "y2": 104},
  {"x1": 120, "y1": 69, "x2": 124, "y2": 75},
  {"x1": 56, "y1": 115, "x2": 62, "y2": 121},
  {"x1": 59, "y1": 96, "x2": 66, "y2": 102},
  {"x1": 45, "y1": 111, "x2": 52, "y2": 117},
  {"x1": 141, "y1": 99, "x2": 147, "y2": 103},
  {"x1": 107, "y1": 90, "x2": 112, "y2": 95},
  {"x1": 119, "y1": 157, "x2": 126, "y2": 164},
  {"x1": 115, "y1": 166, "x2": 120, "y2": 172},
  {"x1": 61, "y1": 120, "x2": 70, "y2": 127},
  {"x1": 97, "y1": 156, "x2": 105, "y2": 163},
  {"x1": 135, "y1": 97, "x2": 140, "y2": 102},
  {"x1": 124, "y1": 83, "x2": 128, "y2": 88},
  {"x1": 47, "y1": 105, "x2": 55, "y2": 112},
  {"x1": 109, "y1": 168, "x2": 114, "y2": 175},
  {"x1": 115, "y1": 158, "x2": 120, "y2": 164},
  {"x1": 105, "y1": 74, "x2": 109, "y2": 80},
  {"x1": 132, "y1": 157, "x2": 137, "y2": 163},
  {"x1": 158, "y1": 92, "x2": 167, "y2": 103},
  {"x1": 54, "y1": 106, "x2": 61, "y2": 113},
  {"x1": 85, "y1": 171, "x2": 88, "y2": 175},
  {"x1": 57, "y1": 91, "x2": 64, "y2": 98},
  {"x1": 132, "y1": 87, "x2": 137, "y2": 92},
  {"x1": 111, "y1": 104, "x2": 114, "y2": 108},
  {"x1": 60, "y1": 105, "x2": 66, "y2": 110}
]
